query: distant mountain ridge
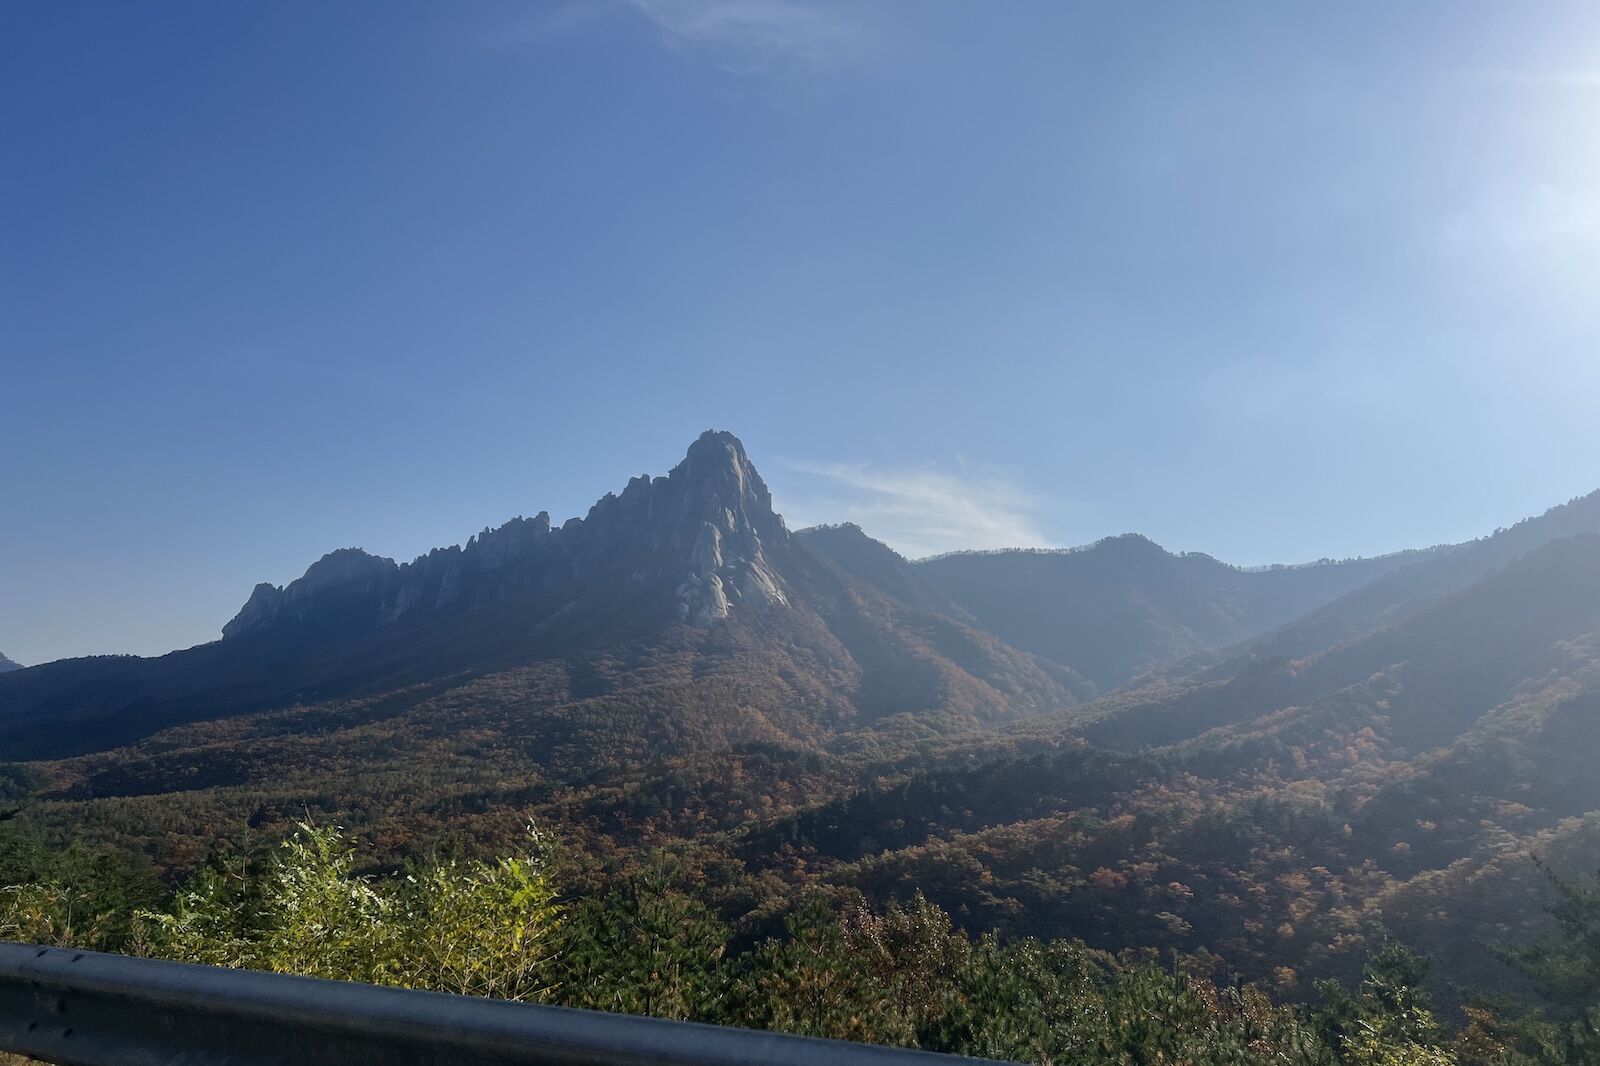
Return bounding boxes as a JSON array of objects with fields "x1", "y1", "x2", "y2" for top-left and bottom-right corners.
[
  {"x1": 0, "y1": 652, "x2": 20, "y2": 673},
  {"x1": 7, "y1": 434, "x2": 1596, "y2": 765},
  {"x1": 910, "y1": 534, "x2": 1446, "y2": 689},
  {"x1": 1164, "y1": 487, "x2": 1600, "y2": 685},
  {"x1": 0, "y1": 431, "x2": 1083, "y2": 761},
  {"x1": 1064, "y1": 532, "x2": 1600, "y2": 753}
]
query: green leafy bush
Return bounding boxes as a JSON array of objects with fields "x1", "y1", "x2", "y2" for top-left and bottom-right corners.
[{"x1": 136, "y1": 821, "x2": 559, "y2": 1000}]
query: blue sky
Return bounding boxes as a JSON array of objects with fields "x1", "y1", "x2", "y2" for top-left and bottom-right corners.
[{"x1": 4, "y1": 1, "x2": 1600, "y2": 664}]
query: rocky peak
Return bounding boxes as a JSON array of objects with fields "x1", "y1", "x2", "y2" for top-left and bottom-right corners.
[
  {"x1": 0, "y1": 651, "x2": 22, "y2": 673},
  {"x1": 221, "y1": 583, "x2": 285, "y2": 639},
  {"x1": 655, "y1": 430, "x2": 789, "y2": 624},
  {"x1": 1093, "y1": 533, "x2": 1169, "y2": 560},
  {"x1": 221, "y1": 549, "x2": 402, "y2": 639},
  {"x1": 222, "y1": 430, "x2": 793, "y2": 640},
  {"x1": 297, "y1": 548, "x2": 399, "y2": 593},
  {"x1": 672, "y1": 431, "x2": 782, "y2": 530}
]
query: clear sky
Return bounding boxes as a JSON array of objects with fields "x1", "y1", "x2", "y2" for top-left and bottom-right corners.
[{"x1": 4, "y1": 1, "x2": 1600, "y2": 665}]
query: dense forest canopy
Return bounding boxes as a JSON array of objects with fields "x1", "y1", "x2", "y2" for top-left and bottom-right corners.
[{"x1": 6, "y1": 818, "x2": 1598, "y2": 1065}]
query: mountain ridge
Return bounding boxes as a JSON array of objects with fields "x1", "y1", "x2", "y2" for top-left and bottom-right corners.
[
  {"x1": 1159, "y1": 487, "x2": 1600, "y2": 687},
  {"x1": 224, "y1": 430, "x2": 791, "y2": 640},
  {"x1": 0, "y1": 431, "x2": 1082, "y2": 761},
  {"x1": 912, "y1": 533, "x2": 1446, "y2": 689}
]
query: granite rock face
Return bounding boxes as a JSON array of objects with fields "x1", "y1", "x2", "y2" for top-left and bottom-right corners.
[
  {"x1": 663, "y1": 432, "x2": 788, "y2": 624},
  {"x1": 221, "y1": 431, "x2": 792, "y2": 640}
]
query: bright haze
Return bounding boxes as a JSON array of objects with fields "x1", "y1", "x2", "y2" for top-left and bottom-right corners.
[{"x1": 4, "y1": 1, "x2": 1599, "y2": 664}]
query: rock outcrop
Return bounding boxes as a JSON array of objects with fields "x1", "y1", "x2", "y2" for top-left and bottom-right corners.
[{"x1": 222, "y1": 430, "x2": 791, "y2": 640}]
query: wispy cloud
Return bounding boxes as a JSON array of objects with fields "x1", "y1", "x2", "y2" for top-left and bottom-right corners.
[
  {"x1": 491, "y1": 0, "x2": 866, "y2": 77},
  {"x1": 772, "y1": 459, "x2": 1058, "y2": 559},
  {"x1": 626, "y1": 0, "x2": 865, "y2": 74}
]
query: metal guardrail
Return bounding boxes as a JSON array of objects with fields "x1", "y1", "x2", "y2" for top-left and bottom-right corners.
[{"x1": 0, "y1": 943, "x2": 1012, "y2": 1065}]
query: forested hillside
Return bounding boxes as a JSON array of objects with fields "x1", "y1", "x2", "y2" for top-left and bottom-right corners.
[
  {"x1": 15, "y1": 818, "x2": 1597, "y2": 1064},
  {"x1": 3, "y1": 433, "x2": 1600, "y2": 1062}
]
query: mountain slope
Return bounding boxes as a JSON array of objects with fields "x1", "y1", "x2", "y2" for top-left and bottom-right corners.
[
  {"x1": 0, "y1": 432, "x2": 1078, "y2": 763},
  {"x1": 0, "y1": 652, "x2": 20, "y2": 673},
  {"x1": 729, "y1": 536, "x2": 1600, "y2": 998},
  {"x1": 1173, "y1": 489, "x2": 1600, "y2": 683},
  {"x1": 1043, "y1": 533, "x2": 1600, "y2": 754},
  {"x1": 795, "y1": 524, "x2": 973, "y2": 620},
  {"x1": 915, "y1": 536, "x2": 1439, "y2": 689}
]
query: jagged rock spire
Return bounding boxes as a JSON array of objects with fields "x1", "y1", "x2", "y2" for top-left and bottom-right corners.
[{"x1": 221, "y1": 431, "x2": 790, "y2": 639}]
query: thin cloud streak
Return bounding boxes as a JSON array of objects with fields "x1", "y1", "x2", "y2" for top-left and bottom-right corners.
[
  {"x1": 774, "y1": 459, "x2": 1057, "y2": 560},
  {"x1": 626, "y1": 0, "x2": 864, "y2": 73}
]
